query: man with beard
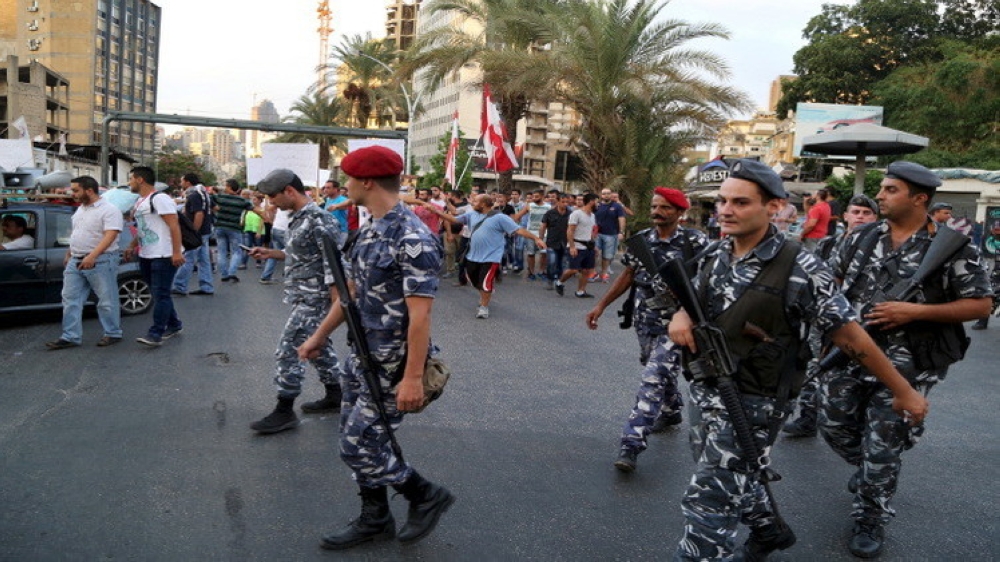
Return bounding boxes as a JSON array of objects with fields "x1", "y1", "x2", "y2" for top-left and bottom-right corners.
[{"x1": 585, "y1": 187, "x2": 707, "y2": 471}]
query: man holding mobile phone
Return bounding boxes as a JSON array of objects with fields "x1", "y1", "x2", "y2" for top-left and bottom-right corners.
[{"x1": 245, "y1": 169, "x2": 344, "y2": 434}]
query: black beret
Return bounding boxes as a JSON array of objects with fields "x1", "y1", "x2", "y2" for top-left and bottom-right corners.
[
  {"x1": 728, "y1": 159, "x2": 788, "y2": 199},
  {"x1": 928, "y1": 201, "x2": 952, "y2": 213},
  {"x1": 885, "y1": 161, "x2": 941, "y2": 190}
]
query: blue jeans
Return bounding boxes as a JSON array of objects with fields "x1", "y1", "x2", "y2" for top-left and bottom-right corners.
[
  {"x1": 260, "y1": 228, "x2": 287, "y2": 281},
  {"x1": 140, "y1": 257, "x2": 181, "y2": 338},
  {"x1": 595, "y1": 233, "x2": 619, "y2": 260},
  {"x1": 546, "y1": 247, "x2": 567, "y2": 282},
  {"x1": 60, "y1": 253, "x2": 122, "y2": 343},
  {"x1": 241, "y1": 231, "x2": 260, "y2": 267},
  {"x1": 172, "y1": 234, "x2": 214, "y2": 293},
  {"x1": 216, "y1": 227, "x2": 244, "y2": 278}
]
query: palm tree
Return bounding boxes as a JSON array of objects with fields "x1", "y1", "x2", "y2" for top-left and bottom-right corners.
[
  {"x1": 404, "y1": 0, "x2": 562, "y2": 193},
  {"x1": 325, "y1": 34, "x2": 402, "y2": 129},
  {"x1": 523, "y1": 0, "x2": 750, "y2": 193},
  {"x1": 277, "y1": 92, "x2": 347, "y2": 170}
]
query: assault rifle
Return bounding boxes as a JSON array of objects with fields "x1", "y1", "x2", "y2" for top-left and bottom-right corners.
[
  {"x1": 321, "y1": 230, "x2": 405, "y2": 463},
  {"x1": 819, "y1": 225, "x2": 969, "y2": 371},
  {"x1": 626, "y1": 236, "x2": 794, "y2": 545}
]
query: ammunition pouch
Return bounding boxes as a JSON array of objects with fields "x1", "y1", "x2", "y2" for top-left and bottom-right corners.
[{"x1": 905, "y1": 321, "x2": 970, "y2": 371}]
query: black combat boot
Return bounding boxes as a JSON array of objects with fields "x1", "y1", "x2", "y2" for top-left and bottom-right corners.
[
  {"x1": 320, "y1": 486, "x2": 395, "y2": 550},
  {"x1": 781, "y1": 409, "x2": 817, "y2": 438},
  {"x1": 742, "y1": 521, "x2": 797, "y2": 561},
  {"x1": 301, "y1": 383, "x2": 343, "y2": 413},
  {"x1": 393, "y1": 471, "x2": 456, "y2": 544},
  {"x1": 650, "y1": 411, "x2": 683, "y2": 433},
  {"x1": 249, "y1": 396, "x2": 299, "y2": 434},
  {"x1": 971, "y1": 317, "x2": 988, "y2": 330},
  {"x1": 613, "y1": 448, "x2": 639, "y2": 472},
  {"x1": 849, "y1": 520, "x2": 885, "y2": 558}
]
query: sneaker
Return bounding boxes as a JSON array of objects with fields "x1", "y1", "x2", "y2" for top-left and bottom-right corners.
[
  {"x1": 163, "y1": 327, "x2": 183, "y2": 340},
  {"x1": 849, "y1": 521, "x2": 884, "y2": 558},
  {"x1": 575, "y1": 291, "x2": 595, "y2": 298},
  {"x1": 600, "y1": 273, "x2": 611, "y2": 282},
  {"x1": 587, "y1": 274, "x2": 600, "y2": 282},
  {"x1": 476, "y1": 306, "x2": 489, "y2": 319},
  {"x1": 189, "y1": 289, "x2": 214, "y2": 295},
  {"x1": 259, "y1": 278, "x2": 278, "y2": 285},
  {"x1": 237, "y1": 265, "x2": 248, "y2": 270},
  {"x1": 614, "y1": 449, "x2": 638, "y2": 472},
  {"x1": 527, "y1": 273, "x2": 537, "y2": 281},
  {"x1": 229, "y1": 276, "x2": 240, "y2": 283},
  {"x1": 220, "y1": 277, "x2": 231, "y2": 282},
  {"x1": 46, "y1": 338, "x2": 80, "y2": 350},
  {"x1": 136, "y1": 334, "x2": 163, "y2": 347},
  {"x1": 555, "y1": 282, "x2": 564, "y2": 296}
]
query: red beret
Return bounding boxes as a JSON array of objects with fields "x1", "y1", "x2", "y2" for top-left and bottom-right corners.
[
  {"x1": 340, "y1": 146, "x2": 404, "y2": 178},
  {"x1": 652, "y1": 186, "x2": 690, "y2": 210}
]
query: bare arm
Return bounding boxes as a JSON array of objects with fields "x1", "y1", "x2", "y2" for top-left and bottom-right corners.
[
  {"x1": 586, "y1": 267, "x2": 636, "y2": 329},
  {"x1": 865, "y1": 297, "x2": 992, "y2": 330}
]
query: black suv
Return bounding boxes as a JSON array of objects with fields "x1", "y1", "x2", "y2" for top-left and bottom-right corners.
[{"x1": 0, "y1": 202, "x2": 152, "y2": 317}]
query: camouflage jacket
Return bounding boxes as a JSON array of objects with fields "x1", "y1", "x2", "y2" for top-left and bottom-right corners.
[{"x1": 283, "y1": 202, "x2": 339, "y2": 306}]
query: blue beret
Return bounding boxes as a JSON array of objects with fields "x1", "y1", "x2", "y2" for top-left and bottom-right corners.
[
  {"x1": 728, "y1": 159, "x2": 788, "y2": 199},
  {"x1": 885, "y1": 161, "x2": 941, "y2": 191}
]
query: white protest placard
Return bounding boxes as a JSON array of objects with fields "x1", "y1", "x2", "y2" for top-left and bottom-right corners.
[
  {"x1": 261, "y1": 143, "x2": 320, "y2": 186},
  {"x1": 246, "y1": 157, "x2": 266, "y2": 186},
  {"x1": 346, "y1": 139, "x2": 405, "y2": 161},
  {"x1": 317, "y1": 169, "x2": 332, "y2": 187},
  {"x1": 0, "y1": 138, "x2": 35, "y2": 172}
]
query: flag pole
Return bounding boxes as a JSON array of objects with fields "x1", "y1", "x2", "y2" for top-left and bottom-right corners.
[{"x1": 456, "y1": 135, "x2": 484, "y2": 189}]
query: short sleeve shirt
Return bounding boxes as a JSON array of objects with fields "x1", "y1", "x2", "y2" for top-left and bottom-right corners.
[
  {"x1": 804, "y1": 201, "x2": 831, "y2": 240},
  {"x1": 348, "y1": 201, "x2": 442, "y2": 344},
  {"x1": 569, "y1": 209, "x2": 596, "y2": 249},
  {"x1": 541, "y1": 208, "x2": 571, "y2": 249},
  {"x1": 594, "y1": 202, "x2": 626, "y2": 235},
  {"x1": 134, "y1": 192, "x2": 178, "y2": 258},
  {"x1": 460, "y1": 211, "x2": 519, "y2": 263},
  {"x1": 70, "y1": 198, "x2": 123, "y2": 255}
]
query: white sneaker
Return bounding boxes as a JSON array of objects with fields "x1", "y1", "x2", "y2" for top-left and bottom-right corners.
[{"x1": 476, "y1": 306, "x2": 489, "y2": 319}]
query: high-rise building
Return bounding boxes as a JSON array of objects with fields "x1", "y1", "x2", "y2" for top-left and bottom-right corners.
[
  {"x1": 386, "y1": 0, "x2": 421, "y2": 51},
  {"x1": 247, "y1": 98, "x2": 279, "y2": 158},
  {"x1": 0, "y1": 0, "x2": 162, "y2": 161}
]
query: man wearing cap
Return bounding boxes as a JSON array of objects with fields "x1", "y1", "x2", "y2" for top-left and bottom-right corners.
[
  {"x1": 818, "y1": 160, "x2": 992, "y2": 558},
  {"x1": 784, "y1": 194, "x2": 879, "y2": 438},
  {"x1": 298, "y1": 145, "x2": 454, "y2": 550},
  {"x1": 245, "y1": 169, "x2": 344, "y2": 434},
  {"x1": 657, "y1": 158, "x2": 929, "y2": 561},
  {"x1": 928, "y1": 201, "x2": 953, "y2": 224},
  {"x1": 585, "y1": 187, "x2": 707, "y2": 472}
]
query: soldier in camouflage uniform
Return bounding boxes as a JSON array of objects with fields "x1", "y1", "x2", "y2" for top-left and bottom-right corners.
[
  {"x1": 661, "y1": 159, "x2": 928, "y2": 561},
  {"x1": 784, "y1": 195, "x2": 879, "y2": 438},
  {"x1": 298, "y1": 146, "x2": 454, "y2": 550},
  {"x1": 585, "y1": 187, "x2": 707, "y2": 472},
  {"x1": 246, "y1": 169, "x2": 344, "y2": 434},
  {"x1": 819, "y1": 161, "x2": 992, "y2": 558}
]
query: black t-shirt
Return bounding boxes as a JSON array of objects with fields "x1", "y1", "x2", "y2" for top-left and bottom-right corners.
[
  {"x1": 184, "y1": 188, "x2": 213, "y2": 236},
  {"x1": 541, "y1": 207, "x2": 570, "y2": 249}
]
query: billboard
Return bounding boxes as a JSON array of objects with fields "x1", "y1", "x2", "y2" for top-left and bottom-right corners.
[{"x1": 794, "y1": 103, "x2": 883, "y2": 158}]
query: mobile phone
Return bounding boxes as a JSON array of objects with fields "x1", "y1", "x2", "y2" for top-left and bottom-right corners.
[{"x1": 239, "y1": 244, "x2": 253, "y2": 252}]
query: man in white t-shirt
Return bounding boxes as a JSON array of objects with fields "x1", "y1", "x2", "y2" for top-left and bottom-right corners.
[
  {"x1": 46, "y1": 175, "x2": 124, "y2": 350},
  {"x1": 125, "y1": 166, "x2": 185, "y2": 347},
  {"x1": 0, "y1": 215, "x2": 34, "y2": 250},
  {"x1": 513, "y1": 189, "x2": 551, "y2": 280},
  {"x1": 554, "y1": 192, "x2": 598, "y2": 298}
]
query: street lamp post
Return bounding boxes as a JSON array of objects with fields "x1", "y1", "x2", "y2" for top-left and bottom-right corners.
[{"x1": 356, "y1": 52, "x2": 416, "y2": 175}]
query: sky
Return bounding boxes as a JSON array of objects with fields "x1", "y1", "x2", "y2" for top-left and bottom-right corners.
[{"x1": 155, "y1": 0, "x2": 854, "y2": 125}]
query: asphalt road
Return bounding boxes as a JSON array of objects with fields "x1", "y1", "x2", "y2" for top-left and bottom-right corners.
[{"x1": 1, "y1": 270, "x2": 997, "y2": 561}]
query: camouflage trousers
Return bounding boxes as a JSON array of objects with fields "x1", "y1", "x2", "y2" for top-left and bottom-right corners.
[
  {"x1": 819, "y1": 368, "x2": 930, "y2": 524},
  {"x1": 273, "y1": 301, "x2": 341, "y2": 398},
  {"x1": 339, "y1": 351, "x2": 412, "y2": 488},
  {"x1": 790, "y1": 358, "x2": 821, "y2": 421},
  {"x1": 675, "y1": 382, "x2": 790, "y2": 561},
  {"x1": 620, "y1": 332, "x2": 684, "y2": 452}
]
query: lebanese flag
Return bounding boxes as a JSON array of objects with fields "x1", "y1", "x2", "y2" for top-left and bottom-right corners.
[
  {"x1": 480, "y1": 84, "x2": 518, "y2": 173},
  {"x1": 444, "y1": 111, "x2": 459, "y2": 187}
]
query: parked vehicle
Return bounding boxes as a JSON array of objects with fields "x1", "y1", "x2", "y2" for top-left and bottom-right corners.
[{"x1": 0, "y1": 201, "x2": 152, "y2": 316}]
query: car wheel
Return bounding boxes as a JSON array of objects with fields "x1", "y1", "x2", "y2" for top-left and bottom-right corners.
[{"x1": 119, "y1": 275, "x2": 152, "y2": 315}]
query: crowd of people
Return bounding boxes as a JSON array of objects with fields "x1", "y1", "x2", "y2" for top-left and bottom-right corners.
[{"x1": 23, "y1": 154, "x2": 1000, "y2": 559}]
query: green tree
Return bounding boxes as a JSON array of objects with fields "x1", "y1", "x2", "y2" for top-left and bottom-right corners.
[
  {"x1": 155, "y1": 152, "x2": 216, "y2": 189},
  {"x1": 404, "y1": 0, "x2": 561, "y2": 193},
  {"x1": 873, "y1": 39, "x2": 1000, "y2": 169},
  {"x1": 420, "y1": 128, "x2": 473, "y2": 192},
  {"x1": 272, "y1": 92, "x2": 347, "y2": 170},
  {"x1": 536, "y1": 0, "x2": 749, "y2": 193},
  {"x1": 326, "y1": 34, "x2": 402, "y2": 129}
]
